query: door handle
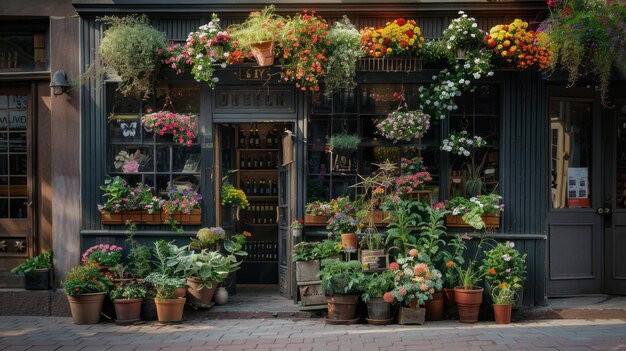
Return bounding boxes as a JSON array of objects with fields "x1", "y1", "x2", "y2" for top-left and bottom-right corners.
[
  {"x1": 597, "y1": 207, "x2": 612, "y2": 215},
  {"x1": 604, "y1": 207, "x2": 611, "y2": 215},
  {"x1": 276, "y1": 206, "x2": 280, "y2": 224},
  {"x1": 597, "y1": 207, "x2": 604, "y2": 214}
]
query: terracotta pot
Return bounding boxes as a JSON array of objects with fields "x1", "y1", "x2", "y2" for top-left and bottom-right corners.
[
  {"x1": 123, "y1": 211, "x2": 143, "y2": 223},
  {"x1": 113, "y1": 298, "x2": 143, "y2": 322},
  {"x1": 175, "y1": 286, "x2": 187, "y2": 299},
  {"x1": 141, "y1": 210, "x2": 162, "y2": 225},
  {"x1": 326, "y1": 295, "x2": 359, "y2": 321},
  {"x1": 250, "y1": 40, "x2": 275, "y2": 66},
  {"x1": 214, "y1": 287, "x2": 229, "y2": 305},
  {"x1": 101, "y1": 212, "x2": 123, "y2": 224},
  {"x1": 163, "y1": 210, "x2": 202, "y2": 225},
  {"x1": 305, "y1": 213, "x2": 329, "y2": 225},
  {"x1": 493, "y1": 304, "x2": 513, "y2": 324},
  {"x1": 66, "y1": 293, "x2": 106, "y2": 325},
  {"x1": 186, "y1": 278, "x2": 217, "y2": 305},
  {"x1": 425, "y1": 291, "x2": 444, "y2": 321},
  {"x1": 340, "y1": 233, "x2": 358, "y2": 251},
  {"x1": 154, "y1": 297, "x2": 186, "y2": 323},
  {"x1": 454, "y1": 286, "x2": 484, "y2": 323}
]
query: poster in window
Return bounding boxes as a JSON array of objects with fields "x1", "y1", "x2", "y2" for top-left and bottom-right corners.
[{"x1": 567, "y1": 167, "x2": 590, "y2": 208}]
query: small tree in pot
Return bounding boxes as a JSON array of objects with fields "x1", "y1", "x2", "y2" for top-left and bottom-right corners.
[
  {"x1": 319, "y1": 259, "x2": 365, "y2": 324},
  {"x1": 361, "y1": 270, "x2": 396, "y2": 324}
]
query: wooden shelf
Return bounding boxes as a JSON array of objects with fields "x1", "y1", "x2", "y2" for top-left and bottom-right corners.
[{"x1": 246, "y1": 196, "x2": 278, "y2": 200}]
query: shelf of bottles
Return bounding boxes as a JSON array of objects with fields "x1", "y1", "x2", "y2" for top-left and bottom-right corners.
[{"x1": 242, "y1": 241, "x2": 278, "y2": 262}]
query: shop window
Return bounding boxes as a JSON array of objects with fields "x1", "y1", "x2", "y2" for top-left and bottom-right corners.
[
  {"x1": 307, "y1": 84, "x2": 441, "y2": 202},
  {"x1": 447, "y1": 85, "x2": 500, "y2": 198},
  {"x1": 0, "y1": 33, "x2": 47, "y2": 72},
  {"x1": 0, "y1": 95, "x2": 28, "y2": 218},
  {"x1": 106, "y1": 83, "x2": 200, "y2": 198}
]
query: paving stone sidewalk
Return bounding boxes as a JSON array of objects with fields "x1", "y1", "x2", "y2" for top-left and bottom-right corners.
[{"x1": 1, "y1": 317, "x2": 625, "y2": 351}]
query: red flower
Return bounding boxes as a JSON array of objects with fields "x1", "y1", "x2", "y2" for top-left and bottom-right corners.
[
  {"x1": 400, "y1": 40, "x2": 408, "y2": 48},
  {"x1": 390, "y1": 262, "x2": 400, "y2": 271},
  {"x1": 396, "y1": 18, "x2": 406, "y2": 26},
  {"x1": 405, "y1": 30, "x2": 414, "y2": 38},
  {"x1": 383, "y1": 38, "x2": 391, "y2": 45}
]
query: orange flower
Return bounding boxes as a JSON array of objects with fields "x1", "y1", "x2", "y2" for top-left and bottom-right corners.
[
  {"x1": 489, "y1": 268, "x2": 496, "y2": 275},
  {"x1": 500, "y1": 282, "x2": 507, "y2": 288},
  {"x1": 446, "y1": 261, "x2": 454, "y2": 268},
  {"x1": 243, "y1": 231, "x2": 252, "y2": 237}
]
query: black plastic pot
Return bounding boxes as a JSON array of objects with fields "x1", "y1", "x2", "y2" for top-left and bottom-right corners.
[{"x1": 24, "y1": 269, "x2": 50, "y2": 290}]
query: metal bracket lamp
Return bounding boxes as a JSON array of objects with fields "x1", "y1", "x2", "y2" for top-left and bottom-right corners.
[{"x1": 50, "y1": 70, "x2": 70, "y2": 96}]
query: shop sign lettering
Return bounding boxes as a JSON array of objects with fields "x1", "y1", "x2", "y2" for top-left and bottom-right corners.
[{"x1": 240, "y1": 67, "x2": 271, "y2": 80}]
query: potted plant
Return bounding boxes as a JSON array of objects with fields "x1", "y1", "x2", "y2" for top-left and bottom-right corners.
[
  {"x1": 359, "y1": 17, "x2": 425, "y2": 64},
  {"x1": 153, "y1": 274, "x2": 186, "y2": 323},
  {"x1": 359, "y1": 231, "x2": 385, "y2": 258},
  {"x1": 221, "y1": 181, "x2": 250, "y2": 220},
  {"x1": 98, "y1": 176, "x2": 130, "y2": 223},
  {"x1": 491, "y1": 283, "x2": 516, "y2": 324},
  {"x1": 326, "y1": 213, "x2": 359, "y2": 251},
  {"x1": 291, "y1": 219, "x2": 304, "y2": 239},
  {"x1": 62, "y1": 262, "x2": 113, "y2": 324},
  {"x1": 81, "y1": 244, "x2": 123, "y2": 271},
  {"x1": 190, "y1": 226, "x2": 226, "y2": 252},
  {"x1": 293, "y1": 242, "x2": 321, "y2": 283},
  {"x1": 150, "y1": 240, "x2": 188, "y2": 298},
  {"x1": 162, "y1": 188, "x2": 203, "y2": 228},
  {"x1": 228, "y1": 5, "x2": 285, "y2": 67},
  {"x1": 279, "y1": 9, "x2": 329, "y2": 91},
  {"x1": 126, "y1": 234, "x2": 152, "y2": 279},
  {"x1": 361, "y1": 270, "x2": 396, "y2": 324},
  {"x1": 319, "y1": 259, "x2": 365, "y2": 324},
  {"x1": 485, "y1": 19, "x2": 550, "y2": 71},
  {"x1": 438, "y1": 232, "x2": 468, "y2": 316},
  {"x1": 141, "y1": 111, "x2": 198, "y2": 147},
  {"x1": 441, "y1": 130, "x2": 489, "y2": 196},
  {"x1": 453, "y1": 237, "x2": 490, "y2": 323},
  {"x1": 110, "y1": 282, "x2": 146, "y2": 324},
  {"x1": 442, "y1": 11, "x2": 485, "y2": 60},
  {"x1": 383, "y1": 199, "x2": 421, "y2": 258},
  {"x1": 137, "y1": 280, "x2": 158, "y2": 321},
  {"x1": 328, "y1": 134, "x2": 361, "y2": 155},
  {"x1": 444, "y1": 194, "x2": 504, "y2": 230},
  {"x1": 110, "y1": 264, "x2": 134, "y2": 288},
  {"x1": 179, "y1": 248, "x2": 240, "y2": 305},
  {"x1": 376, "y1": 110, "x2": 430, "y2": 143},
  {"x1": 10, "y1": 251, "x2": 53, "y2": 290},
  {"x1": 386, "y1": 250, "x2": 443, "y2": 325},
  {"x1": 305, "y1": 201, "x2": 333, "y2": 225},
  {"x1": 324, "y1": 16, "x2": 364, "y2": 97},
  {"x1": 95, "y1": 15, "x2": 167, "y2": 99},
  {"x1": 480, "y1": 241, "x2": 527, "y2": 309}
]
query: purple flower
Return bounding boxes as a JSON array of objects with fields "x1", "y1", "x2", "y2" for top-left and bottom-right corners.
[
  {"x1": 505, "y1": 268, "x2": 511, "y2": 273},
  {"x1": 509, "y1": 242, "x2": 515, "y2": 248}
]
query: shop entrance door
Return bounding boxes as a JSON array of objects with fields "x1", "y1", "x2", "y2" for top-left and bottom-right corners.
[
  {"x1": 547, "y1": 98, "x2": 626, "y2": 296},
  {"x1": 0, "y1": 89, "x2": 33, "y2": 283}
]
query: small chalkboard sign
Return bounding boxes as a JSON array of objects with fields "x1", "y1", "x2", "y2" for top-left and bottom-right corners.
[{"x1": 359, "y1": 251, "x2": 389, "y2": 272}]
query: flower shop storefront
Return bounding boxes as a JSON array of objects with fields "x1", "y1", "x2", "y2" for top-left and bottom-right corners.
[{"x1": 71, "y1": 0, "x2": 626, "y2": 313}]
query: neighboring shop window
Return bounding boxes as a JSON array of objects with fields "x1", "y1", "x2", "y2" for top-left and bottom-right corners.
[
  {"x1": 0, "y1": 33, "x2": 47, "y2": 72},
  {"x1": 447, "y1": 85, "x2": 500, "y2": 198},
  {"x1": 307, "y1": 84, "x2": 441, "y2": 202},
  {"x1": 106, "y1": 83, "x2": 200, "y2": 198},
  {"x1": 0, "y1": 95, "x2": 28, "y2": 218}
]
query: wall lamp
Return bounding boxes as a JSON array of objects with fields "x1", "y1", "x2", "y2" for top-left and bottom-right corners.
[{"x1": 50, "y1": 70, "x2": 70, "y2": 96}]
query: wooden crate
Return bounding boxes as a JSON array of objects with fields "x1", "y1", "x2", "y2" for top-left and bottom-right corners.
[{"x1": 298, "y1": 281, "x2": 326, "y2": 307}]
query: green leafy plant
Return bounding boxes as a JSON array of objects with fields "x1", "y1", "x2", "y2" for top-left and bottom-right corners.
[
  {"x1": 440, "y1": 233, "x2": 467, "y2": 288},
  {"x1": 97, "y1": 15, "x2": 167, "y2": 99},
  {"x1": 387, "y1": 253, "x2": 443, "y2": 306},
  {"x1": 361, "y1": 270, "x2": 396, "y2": 302},
  {"x1": 126, "y1": 223, "x2": 152, "y2": 279},
  {"x1": 62, "y1": 263, "x2": 113, "y2": 295},
  {"x1": 416, "y1": 207, "x2": 447, "y2": 265},
  {"x1": 480, "y1": 241, "x2": 527, "y2": 290},
  {"x1": 324, "y1": 16, "x2": 364, "y2": 97},
  {"x1": 422, "y1": 39, "x2": 454, "y2": 66},
  {"x1": 454, "y1": 236, "x2": 492, "y2": 289},
  {"x1": 11, "y1": 251, "x2": 53, "y2": 277},
  {"x1": 383, "y1": 199, "x2": 422, "y2": 257},
  {"x1": 228, "y1": 5, "x2": 286, "y2": 53},
  {"x1": 445, "y1": 194, "x2": 504, "y2": 230},
  {"x1": 151, "y1": 274, "x2": 181, "y2": 300},
  {"x1": 292, "y1": 242, "x2": 318, "y2": 262},
  {"x1": 328, "y1": 134, "x2": 361, "y2": 155},
  {"x1": 176, "y1": 247, "x2": 241, "y2": 290},
  {"x1": 315, "y1": 239, "x2": 343, "y2": 259},
  {"x1": 359, "y1": 231, "x2": 384, "y2": 250},
  {"x1": 319, "y1": 259, "x2": 365, "y2": 295},
  {"x1": 110, "y1": 284, "x2": 147, "y2": 300},
  {"x1": 109, "y1": 264, "x2": 131, "y2": 280},
  {"x1": 491, "y1": 283, "x2": 516, "y2": 305}
]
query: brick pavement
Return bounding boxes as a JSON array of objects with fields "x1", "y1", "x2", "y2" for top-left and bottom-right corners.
[{"x1": 1, "y1": 317, "x2": 625, "y2": 351}]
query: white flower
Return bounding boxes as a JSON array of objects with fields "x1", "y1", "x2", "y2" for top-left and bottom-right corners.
[
  {"x1": 474, "y1": 58, "x2": 481, "y2": 64},
  {"x1": 458, "y1": 10, "x2": 465, "y2": 14},
  {"x1": 434, "y1": 101, "x2": 439, "y2": 106},
  {"x1": 463, "y1": 150, "x2": 470, "y2": 156},
  {"x1": 467, "y1": 139, "x2": 474, "y2": 145},
  {"x1": 487, "y1": 71, "x2": 494, "y2": 77},
  {"x1": 440, "y1": 115, "x2": 446, "y2": 119},
  {"x1": 432, "y1": 75, "x2": 437, "y2": 80},
  {"x1": 459, "y1": 79, "x2": 465, "y2": 84},
  {"x1": 473, "y1": 73, "x2": 481, "y2": 79},
  {"x1": 462, "y1": 14, "x2": 468, "y2": 18},
  {"x1": 471, "y1": 34, "x2": 476, "y2": 38},
  {"x1": 196, "y1": 53, "x2": 204, "y2": 59},
  {"x1": 463, "y1": 31, "x2": 468, "y2": 35},
  {"x1": 221, "y1": 63, "x2": 227, "y2": 68},
  {"x1": 450, "y1": 35, "x2": 456, "y2": 41},
  {"x1": 472, "y1": 23, "x2": 478, "y2": 28},
  {"x1": 464, "y1": 64, "x2": 470, "y2": 69},
  {"x1": 197, "y1": 65, "x2": 203, "y2": 70},
  {"x1": 465, "y1": 80, "x2": 470, "y2": 85},
  {"x1": 212, "y1": 77, "x2": 219, "y2": 83}
]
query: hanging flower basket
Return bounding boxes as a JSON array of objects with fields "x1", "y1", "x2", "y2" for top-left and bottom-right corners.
[
  {"x1": 141, "y1": 111, "x2": 197, "y2": 147},
  {"x1": 250, "y1": 41, "x2": 275, "y2": 66},
  {"x1": 376, "y1": 110, "x2": 430, "y2": 143}
]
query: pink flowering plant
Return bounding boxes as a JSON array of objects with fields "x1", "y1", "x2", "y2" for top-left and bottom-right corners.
[
  {"x1": 305, "y1": 201, "x2": 333, "y2": 217},
  {"x1": 376, "y1": 110, "x2": 431, "y2": 143},
  {"x1": 163, "y1": 188, "x2": 202, "y2": 215},
  {"x1": 183, "y1": 14, "x2": 232, "y2": 87},
  {"x1": 82, "y1": 244, "x2": 124, "y2": 266},
  {"x1": 400, "y1": 156, "x2": 427, "y2": 175},
  {"x1": 158, "y1": 41, "x2": 193, "y2": 75},
  {"x1": 386, "y1": 249, "x2": 443, "y2": 306},
  {"x1": 395, "y1": 171, "x2": 432, "y2": 196},
  {"x1": 141, "y1": 110, "x2": 197, "y2": 147}
]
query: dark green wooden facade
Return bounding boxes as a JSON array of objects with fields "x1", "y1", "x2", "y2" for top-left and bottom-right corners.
[{"x1": 75, "y1": 1, "x2": 556, "y2": 306}]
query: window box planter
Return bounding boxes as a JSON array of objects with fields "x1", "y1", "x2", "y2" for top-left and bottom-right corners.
[
  {"x1": 304, "y1": 213, "x2": 329, "y2": 226},
  {"x1": 162, "y1": 209, "x2": 202, "y2": 225},
  {"x1": 25, "y1": 269, "x2": 51, "y2": 290},
  {"x1": 101, "y1": 211, "x2": 164, "y2": 225},
  {"x1": 445, "y1": 212, "x2": 500, "y2": 229},
  {"x1": 357, "y1": 56, "x2": 423, "y2": 72}
]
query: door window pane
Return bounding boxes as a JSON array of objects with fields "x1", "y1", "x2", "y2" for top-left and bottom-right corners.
[
  {"x1": 616, "y1": 101, "x2": 626, "y2": 208},
  {"x1": 0, "y1": 94, "x2": 28, "y2": 218},
  {"x1": 550, "y1": 100, "x2": 592, "y2": 208}
]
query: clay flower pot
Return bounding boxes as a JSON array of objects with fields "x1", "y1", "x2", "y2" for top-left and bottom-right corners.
[
  {"x1": 175, "y1": 286, "x2": 187, "y2": 299},
  {"x1": 250, "y1": 40, "x2": 275, "y2": 66},
  {"x1": 186, "y1": 278, "x2": 217, "y2": 305},
  {"x1": 326, "y1": 295, "x2": 359, "y2": 321},
  {"x1": 154, "y1": 297, "x2": 186, "y2": 323},
  {"x1": 113, "y1": 298, "x2": 143, "y2": 323},
  {"x1": 366, "y1": 297, "x2": 392, "y2": 321},
  {"x1": 425, "y1": 291, "x2": 444, "y2": 321},
  {"x1": 493, "y1": 304, "x2": 513, "y2": 324},
  {"x1": 340, "y1": 233, "x2": 358, "y2": 251},
  {"x1": 66, "y1": 293, "x2": 106, "y2": 325},
  {"x1": 454, "y1": 286, "x2": 484, "y2": 323}
]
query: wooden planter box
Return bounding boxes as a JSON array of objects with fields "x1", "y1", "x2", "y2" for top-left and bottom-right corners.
[
  {"x1": 296, "y1": 260, "x2": 321, "y2": 283},
  {"x1": 445, "y1": 212, "x2": 500, "y2": 229},
  {"x1": 297, "y1": 282, "x2": 326, "y2": 307},
  {"x1": 359, "y1": 249, "x2": 388, "y2": 272},
  {"x1": 101, "y1": 211, "x2": 164, "y2": 225},
  {"x1": 163, "y1": 209, "x2": 202, "y2": 225},
  {"x1": 305, "y1": 213, "x2": 330, "y2": 226},
  {"x1": 366, "y1": 210, "x2": 391, "y2": 225},
  {"x1": 398, "y1": 306, "x2": 426, "y2": 325}
]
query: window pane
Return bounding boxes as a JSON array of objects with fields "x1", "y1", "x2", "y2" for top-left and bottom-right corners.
[
  {"x1": 0, "y1": 198, "x2": 7, "y2": 218},
  {"x1": 109, "y1": 146, "x2": 153, "y2": 173},
  {"x1": 10, "y1": 198, "x2": 27, "y2": 218},
  {"x1": 617, "y1": 101, "x2": 626, "y2": 209},
  {"x1": 550, "y1": 100, "x2": 592, "y2": 209}
]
